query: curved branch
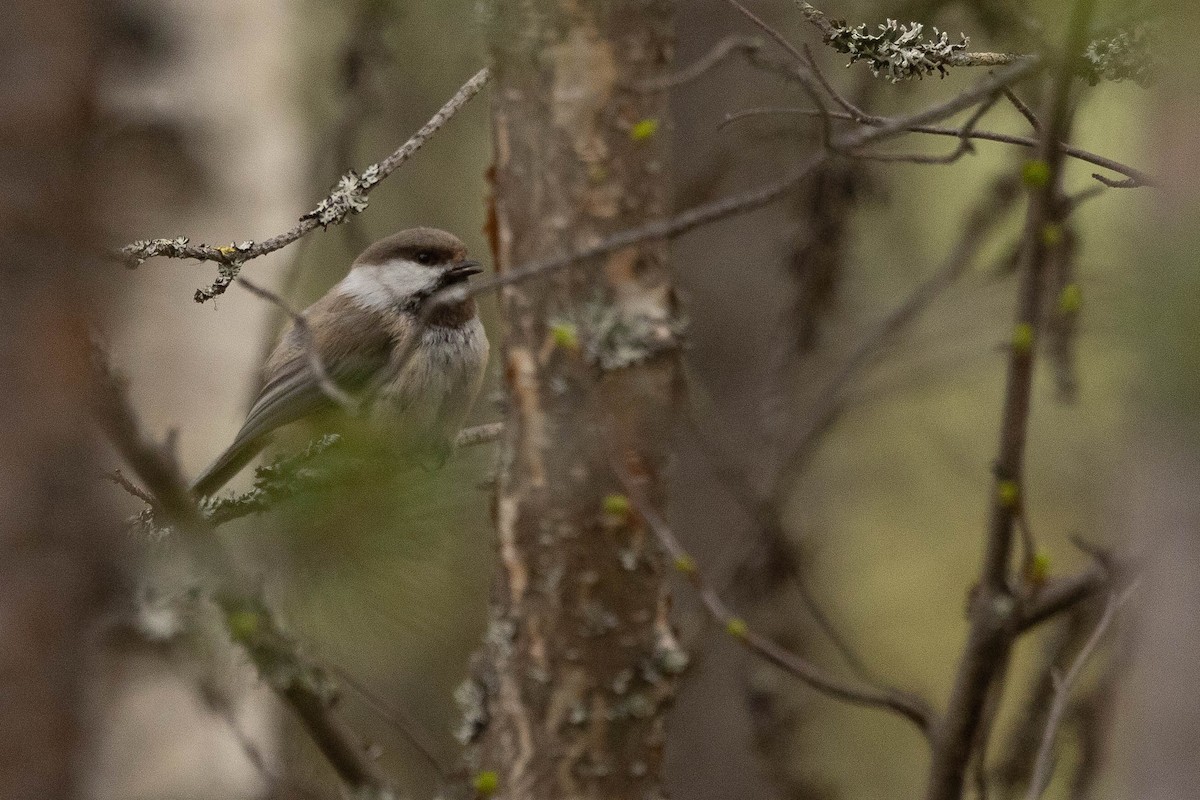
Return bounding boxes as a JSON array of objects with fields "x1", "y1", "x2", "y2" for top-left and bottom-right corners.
[
  {"x1": 114, "y1": 67, "x2": 492, "y2": 300},
  {"x1": 613, "y1": 462, "x2": 936, "y2": 735},
  {"x1": 722, "y1": 107, "x2": 1155, "y2": 186}
]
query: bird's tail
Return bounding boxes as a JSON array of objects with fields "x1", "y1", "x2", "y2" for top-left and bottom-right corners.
[{"x1": 190, "y1": 435, "x2": 269, "y2": 498}]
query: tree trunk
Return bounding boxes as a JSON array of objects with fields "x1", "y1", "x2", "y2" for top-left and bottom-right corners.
[
  {"x1": 466, "y1": 3, "x2": 679, "y2": 798},
  {"x1": 0, "y1": 3, "x2": 118, "y2": 798}
]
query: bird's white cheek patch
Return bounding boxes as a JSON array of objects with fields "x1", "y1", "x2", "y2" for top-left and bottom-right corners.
[{"x1": 339, "y1": 261, "x2": 438, "y2": 310}]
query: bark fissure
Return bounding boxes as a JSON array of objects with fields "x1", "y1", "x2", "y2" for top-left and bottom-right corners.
[{"x1": 469, "y1": 3, "x2": 679, "y2": 799}]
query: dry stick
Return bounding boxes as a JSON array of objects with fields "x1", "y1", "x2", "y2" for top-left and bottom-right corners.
[
  {"x1": 1023, "y1": 589, "x2": 1134, "y2": 800},
  {"x1": 721, "y1": 108, "x2": 1153, "y2": 186},
  {"x1": 851, "y1": 91, "x2": 1000, "y2": 165},
  {"x1": 236, "y1": 276, "x2": 359, "y2": 414},
  {"x1": 613, "y1": 462, "x2": 935, "y2": 735},
  {"x1": 635, "y1": 34, "x2": 764, "y2": 91},
  {"x1": 924, "y1": 1, "x2": 1100, "y2": 798},
  {"x1": 317, "y1": 658, "x2": 452, "y2": 780},
  {"x1": 91, "y1": 354, "x2": 392, "y2": 795},
  {"x1": 722, "y1": 0, "x2": 839, "y2": 147},
  {"x1": 1003, "y1": 87, "x2": 1042, "y2": 132},
  {"x1": 726, "y1": 0, "x2": 878, "y2": 125},
  {"x1": 116, "y1": 67, "x2": 491, "y2": 270},
  {"x1": 1018, "y1": 562, "x2": 1109, "y2": 632}
]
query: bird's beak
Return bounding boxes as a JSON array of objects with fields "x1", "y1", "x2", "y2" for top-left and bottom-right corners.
[{"x1": 445, "y1": 259, "x2": 483, "y2": 281}]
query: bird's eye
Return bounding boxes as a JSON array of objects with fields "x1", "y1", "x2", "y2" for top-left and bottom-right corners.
[{"x1": 416, "y1": 251, "x2": 434, "y2": 265}]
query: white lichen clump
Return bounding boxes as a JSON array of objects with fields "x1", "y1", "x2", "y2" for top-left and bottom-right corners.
[{"x1": 825, "y1": 18, "x2": 969, "y2": 82}]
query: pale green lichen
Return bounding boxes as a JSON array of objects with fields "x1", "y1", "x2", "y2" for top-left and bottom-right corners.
[
  {"x1": 1080, "y1": 23, "x2": 1157, "y2": 87},
  {"x1": 824, "y1": 17, "x2": 969, "y2": 82}
]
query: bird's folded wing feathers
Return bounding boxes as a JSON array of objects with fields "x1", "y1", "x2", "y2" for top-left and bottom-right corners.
[{"x1": 191, "y1": 298, "x2": 397, "y2": 495}]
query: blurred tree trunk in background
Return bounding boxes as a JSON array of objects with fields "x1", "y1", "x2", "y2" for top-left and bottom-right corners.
[
  {"x1": 1124, "y1": 1, "x2": 1200, "y2": 797},
  {"x1": 0, "y1": 3, "x2": 118, "y2": 798},
  {"x1": 468, "y1": 2, "x2": 680, "y2": 797}
]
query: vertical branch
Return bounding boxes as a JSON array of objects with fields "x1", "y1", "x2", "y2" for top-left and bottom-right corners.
[{"x1": 924, "y1": 3, "x2": 1099, "y2": 799}]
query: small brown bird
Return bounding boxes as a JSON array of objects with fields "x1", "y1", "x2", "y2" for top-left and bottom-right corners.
[{"x1": 191, "y1": 228, "x2": 489, "y2": 496}]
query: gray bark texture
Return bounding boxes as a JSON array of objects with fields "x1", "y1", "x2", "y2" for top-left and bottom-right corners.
[{"x1": 467, "y1": 2, "x2": 681, "y2": 798}]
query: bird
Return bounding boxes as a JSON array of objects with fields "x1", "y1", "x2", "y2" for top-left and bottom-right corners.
[{"x1": 191, "y1": 227, "x2": 489, "y2": 497}]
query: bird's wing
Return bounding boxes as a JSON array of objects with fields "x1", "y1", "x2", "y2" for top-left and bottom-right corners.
[{"x1": 191, "y1": 296, "x2": 396, "y2": 496}]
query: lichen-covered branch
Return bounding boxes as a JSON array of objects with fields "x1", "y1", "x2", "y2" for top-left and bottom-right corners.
[
  {"x1": 115, "y1": 67, "x2": 491, "y2": 303},
  {"x1": 795, "y1": 1, "x2": 1156, "y2": 86},
  {"x1": 794, "y1": 1, "x2": 1024, "y2": 80}
]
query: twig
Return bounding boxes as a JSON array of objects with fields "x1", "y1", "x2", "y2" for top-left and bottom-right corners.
[
  {"x1": 636, "y1": 35, "x2": 764, "y2": 91},
  {"x1": 1018, "y1": 563, "x2": 1109, "y2": 632},
  {"x1": 318, "y1": 657, "x2": 452, "y2": 779},
  {"x1": 1003, "y1": 87, "x2": 1042, "y2": 132},
  {"x1": 722, "y1": 0, "x2": 838, "y2": 148},
  {"x1": 851, "y1": 91, "x2": 999, "y2": 165},
  {"x1": 106, "y1": 469, "x2": 156, "y2": 505},
  {"x1": 613, "y1": 460, "x2": 935, "y2": 735},
  {"x1": 924, "y1": 2, "x2": 1100, "y2": 798},
  {"x1": 721, "y1": 107, "x2": 1154, "y2": 186},
  {"x1": 115, "y1": 67, "x2": 491, "y2": 301},
  {"x1": 1023, "y1": 588, "x2": 1134, "y2": 800},
  {"x1": 236, "y1": 277, "x2": 359, "y2": 414},
  {"x1": 725, "y1": 0, "x2": 806, "y2": 64},
  {"x1": 776, "y1": 175, "x2": 1021, "y2": 479},
  {"x1": 189, "y1": 677, "x2": 330, "y2": 800}
]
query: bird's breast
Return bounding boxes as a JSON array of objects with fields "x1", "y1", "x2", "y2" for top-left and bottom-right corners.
[{"x1": 370, "y1": 316, "x2": 488, "y2": 442}]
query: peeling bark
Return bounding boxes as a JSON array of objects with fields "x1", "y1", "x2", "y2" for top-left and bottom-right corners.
[{"x1": 466, "y1": 3, "x2": 679, "y2": 798}]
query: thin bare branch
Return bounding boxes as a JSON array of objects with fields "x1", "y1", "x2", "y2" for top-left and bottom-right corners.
[
  {"x1": 778, "y1": 175, "x2": 1021, "y2": 477},
  {"x1": 636, "y1": 35, "x2": 764, "y2": 91},
  {"x1": 851, "y1": 91, "x2": 999, "y2": 165},
  {"x1": 722, "y1": 0, "x2": 839, "y2": 148},
  {"x1": 236, "y1": 277, "x2": 358, "y2": 413},
  {"x1": 722, "y1": 107, "x2": 1154, "y2": 186},
  {"x1": 613, "y1": 461, "x2": 936, "y2": 735},
  {"x1": 1019, "y1": 564, "x2": 1110, "y2": 631},
  {"x1": 925, "y1": 2, "x2": 1100, "y2": 797},
  {"x1": 448, "y1": 59, "x2": 1039, "y2": 309},
  {"x1": 317, "y1": 658, "x2": 452, "y2": 780},
  {"x1": 1003, "y1": 87, "x2": 1042, "y2": 132},
  {"x1": 1024, "y1": 588, "x2": 1135, "y2": 800},
  {"x1": 105, "y1": 469, "x2": 156, "y2": 506}
]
